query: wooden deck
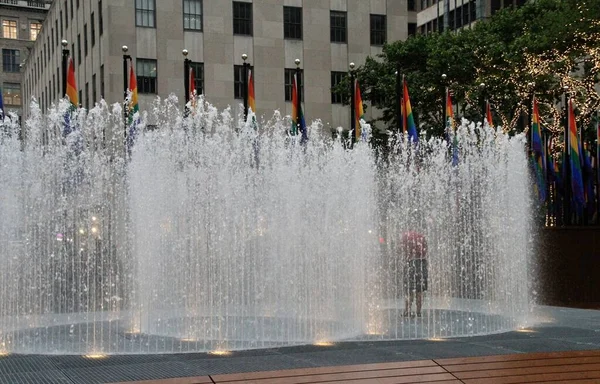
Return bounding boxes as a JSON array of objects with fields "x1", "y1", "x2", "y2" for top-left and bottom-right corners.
[{"x1": 112, "y1": 349, "x2": 600, "y2": 384}]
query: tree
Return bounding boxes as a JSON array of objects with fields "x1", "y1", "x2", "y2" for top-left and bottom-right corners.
[{"x1": 347, "y1": 0, "x2": 600, "y2": 138}]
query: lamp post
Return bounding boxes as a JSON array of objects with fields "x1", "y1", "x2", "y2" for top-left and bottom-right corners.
[
  {"x1": 61, "y1": 40, "x2": 69, "y2": 98},
  {"x1": 479, "y1": 82, "x2": 486, "y2": 128},
  {"x1": 242, "y1": 53, "x2": 249, "y2": 121},
  {"x1": 349, "y1": 62, "x2": 355, "y2": 148},
  {"x1": 183, "y1": 49, "x2": 191, "y2": 116},
  {"x1": 122, "y1": 45, "x2": 131, "y2": 138}
]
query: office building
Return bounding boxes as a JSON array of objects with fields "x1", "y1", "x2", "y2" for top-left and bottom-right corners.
[
  {"x1": 22, "y1": 0, "x2": 415, "y2": 139},
  {"x1": 0, "y1": 0, "x2": 51, "y2": 119}
]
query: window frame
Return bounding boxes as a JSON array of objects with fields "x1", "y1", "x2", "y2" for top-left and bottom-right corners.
[
  {"x1": 30, "y1": 21, "x2": 42, "y2": 41},
  {"x1": 370, "y1": 14, "x2": 386, "y2": 46},
  {"x1": 2, "y1": 19, "x2": 18, "y2": 39},
  {"x1": 136, "y1": 58, "x2": 158, "y2": 94},
  {"x1": 330, "y1": 71, "x2": 346, "y2": 104},
  {"x1": 233, "y1": 64, "x2": 253, "y2": 99},
  {"x1": 183, "y1": 0, "x2": 203, "y2": 31},
  {"x1": 135, "y1": 0, "x2": 156, "y2": 28},
  {"x1": 330, "y1": 11, "x2": 347, "y2": 43},
  {"x1": 283, "y1": 6, "x2": 302, "y2": 40},
  {"x1": 3, "y1": 82, "x2": 22, "y2": 106},
  {"x1": 189, "y1": 61, "x2": 204, "y2": 95},
  {"x1": 232, "y1": 1, "x2": 252, "y2": 36},
  {"x1": 91, "y1": 13, "x2": 95, "y2": 46},
  {"x1": 2, "y1": 49, "x2": 20, "y2": 73},
  {"x1": 284, "y1": 68, "x2": 304, "y2": 102}
]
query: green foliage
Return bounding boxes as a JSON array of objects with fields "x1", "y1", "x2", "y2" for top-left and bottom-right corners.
[{"x1": 349, "y1": 0, "x2": 600, "y2": 137}]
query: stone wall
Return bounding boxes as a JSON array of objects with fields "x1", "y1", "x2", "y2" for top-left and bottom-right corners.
[{"x1": 533, "y1": 227, "x2": 600, "y2": 307}]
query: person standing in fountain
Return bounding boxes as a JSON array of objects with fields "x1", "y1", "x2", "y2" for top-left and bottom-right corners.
[{"x1": 401, "y1": 231, "x2": 428, "y2": 317}]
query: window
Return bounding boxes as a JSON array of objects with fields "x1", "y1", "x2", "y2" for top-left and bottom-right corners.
[
  {"x1": 137, "y1": 58, "x2": 157, "y2": 94},
  {"x1": 70, "y1": 0, "x2": 73, "y2": 20},
  {"x1": 51, "y1": 27, "x2": 55, "y2": 55},
  {"x1": 233, "y1": 1, "x2": 252, "y2": 36},
  {"x1": 64, "y1": 1, "x2": 68, "y2": 28},
  {"x1": 370, "y1": 14, "x2": 386, "y2": 45},
  {"x1": 55, "y1": 20, "x2": 58, "y2": 47},
  {"x1": 284, "y1": 68, "x2": 304, "y2": 102},
  {"x1": 78, "y1": 89, "x2": 82, "y2": 107},
  {"x1": 408, "y1": 22, "x2": 417, "y2": 37},
  {"x1": 77, "y1": 34, "x2": 81, "y2": 64},
  {"x1": 408, "y1": 0, "x2": 416, "y2": 11},
  {"x1": 85, "y1": 82, "x2": 89, "y2": 109},
  {"x1": 136, "y1": 0, "x2": 156, "y2": 28},
  {"x1": 183, "y1": 0, "x2": 202, "y2": 30},
  {"x1": 3, "y1": 49, "x2": 20, "y2": 72},
  {"x1": 60, "y1": 11, "x2": 63, "y2": 35},
  {"x1": 284, "y1": 6, "x2": 302, "y2": 40},
  {"x1": 99, "y1": 0, "x2": 103, "y2": 35},
  {"x1": 71, "y1": 43, "x2": 75, "y2": 64},
  {"x1": 84, "y1": 24, "x2": 88, "y2": 56},
  {"x1": 100, "y1": 65, "x2": 104, "y2": 97},
  {"x1": 233, "y1": 64, "x2": 252, "y2": 99},
  {"x1": 91, "y1": 14, "x2": 95, "y2": 46},
  {"x1": 92, "y1": 74, "x2": 96, "y2": 104},
  {"x1": 330, "y1": 71, "x2": 346, "y2": 104},
  {"x1": 189, "y1": 62, "x2": 204, "y2": 95},
  {"x1": 330, "y1": 11, "x2": 346, "y2": 43},
  {"x1": 77, "y1": 0, "x2": 79, "y2": 8},
  {"x1": 3, "y1": 83, "x2": 21, "y2": 106},
  {"x1": 30, "y1": 22, "x2": 42, "y2": 41},
  {"x1": 2, "y1": 20, "x2": 17, "y2": 39}
]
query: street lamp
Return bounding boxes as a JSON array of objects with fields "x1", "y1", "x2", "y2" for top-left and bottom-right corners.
[
  {"x1": 349, "y1": 62, "x2": 356, "y2": 147},
  {"x1": 442, "y1": 73, "x2": 448, "y2": 133},
  {"x1": 183, "y1": 49, "x2": 191, "y2": 116},
  {"x1": 479, "y1": 82, "x2": 486, "y2": 127},
  {"x1": 61, "y1": 40, "x2": 69, "y2": 98},
  {"x1": 242, "y1": 53, "x2": 249, "y2": 120}
]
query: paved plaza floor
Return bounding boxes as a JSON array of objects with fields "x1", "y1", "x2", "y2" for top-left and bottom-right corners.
[{"x1": 0, "y1": 305, "x2": 599, "y2": 383}]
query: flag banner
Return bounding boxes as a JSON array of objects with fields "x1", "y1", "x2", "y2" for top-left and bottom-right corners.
[
  {"x1": 63, "y1": 57, "x2": 78, "y2": 137},
  {"x1": 248, "y1": 68, "x2": 256, "y2": 115},
  {"x1": 291, "y1": 73, "x2": 307, "y2": 141},
  {"x1": 354, "y1": 79, "x2": 365, "y2": 142},
  {"x1": 568, "y1": 99, "x2": 585, "y2": 207},
  {"x1": 531, "y1": 97, "x2": 546, "y2": 201},
  {"x1": 403, "y1": 78, "x2": 418, "y2": 143},
  {"x1": 189, "y1": 67, "x2": 196, "y2": 110},
  {"x1": 127, "y1": 62, "x2": 140, "y2": 152},
  {"x1": 486, "y1": 100, "x2": 493, "y2": 127}
]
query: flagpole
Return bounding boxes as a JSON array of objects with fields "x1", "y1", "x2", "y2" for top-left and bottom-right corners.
[
  {"x1": 122, "y1": 45, "x2": 131, "y2": 131},
  {"x1": 61, "y1": 40, "x2": 69, "y2": 98},
  {"x1": 242, "y1": 53, "x2": 249, "y2": 121},
  {"x1": 395, "y1": 65, "x2": 402, "y2": 135},
  {"x1": 295, "y1": 58, "x2": 304, "y2": 141},
  {"x1": 183, "y1": 49, "x2": 191, "y2": 117},
  {"x1": 479, "y1": 82, "x2": 486, "y2": 128},
  {"x1": 563, "y1": 86, "x2": 571, "y2": 225},
  {"x1": 349, "y1": 62, "x2": 356, "y2": 148},
  {"x1": 441, "y1": 73, "x2": 447, "y2": 138}
]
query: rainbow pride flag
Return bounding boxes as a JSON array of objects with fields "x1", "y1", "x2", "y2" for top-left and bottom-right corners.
[
  {"x1": 248, "y1": 68, "x2": 256, "y2": 115},
  {"x1": 354, "y1": 79, "x2": 364, "y2": 141},
  {"x1": 568, "y1": 99, "x2": 585, "y2": 207},
  {"x1": 403, "y1": 78, "x2": 418, "y2": 143},
  {"x1": 486, "y1": 101, "x2": 493, "y2": 127},
  {"x1": 63, "y1": 57, "x2": 78, "y2": 137},
  {"x1": 126, "y1": 63, "x2": 139, "y2": 152},
  {"x1": 291, "y1": 72, "x2": 306, "y2": 141}
]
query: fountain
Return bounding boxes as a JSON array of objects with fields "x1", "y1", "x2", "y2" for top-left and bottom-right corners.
[{"x1": 0, "y1": 96, "x2": 531, "y2": 354}]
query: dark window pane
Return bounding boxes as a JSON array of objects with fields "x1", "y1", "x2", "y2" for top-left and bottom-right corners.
[
  {"x1": 183, "y1": 0, "x2": 203, "y2": 30},
  {"x1": 330, "y1": 11, "x2": 346, "y2": 43},
  {"x1": 330, "y1": 71, "x2": 346, "y2": 104},
  {"x1": 370, "y1": 14, "x2": 386, "y2": 45},
  {"x1": 189, "y1": 62, "x2": 204, "y2": 94},
  {"x1": 283, "y1": 6, "x2": 302, "y2": 40},
  {"x1": 284, "y1": 68, "x2": 303, "y2": 102},
  {"x1": 137, "y1": 58, "x2": 157, "y2": 94},
  {"x1": 233, "y1": 1, "x2": 252, "y2": 36},
  {"x1": 2, "y1": 49, "x2": 20, "y2": 72}
]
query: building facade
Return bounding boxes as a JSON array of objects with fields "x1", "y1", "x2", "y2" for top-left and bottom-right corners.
[
  {"x1": 0, "y1": 0, "x2": 51, "y2": 119},
  {"x1": 416, "y1": 0, "x2": 527, "y2": 34},
  {"x1": 22, "y1": 0, "x2": 416, "y2": 137}
]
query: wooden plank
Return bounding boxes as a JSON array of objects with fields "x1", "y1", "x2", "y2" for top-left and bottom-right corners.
[
  {"x1": 455, "y1": 362, "x2": 600, "y2": 379},
  {"x1": 462, "y1": 370, "x2": 600, "y2": 384},
  {"x1": 108, "y1": 377, "x2": 213, "y2": 384},
  {"x1": 436, "y1": 349, "x2": 600, "y2": 366},
  {"x1": 228, "y1": 374, "x2": 459, "y2": 384},
  {"x1": 211, "y1": 360, "x2": 436, "y2": 382},
  {"x1": 214, "y1": 366, "x2": 447, "y2": 384},
  {"x1": 443, "y1": 356, "x2": 600, "y2": 372}
]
